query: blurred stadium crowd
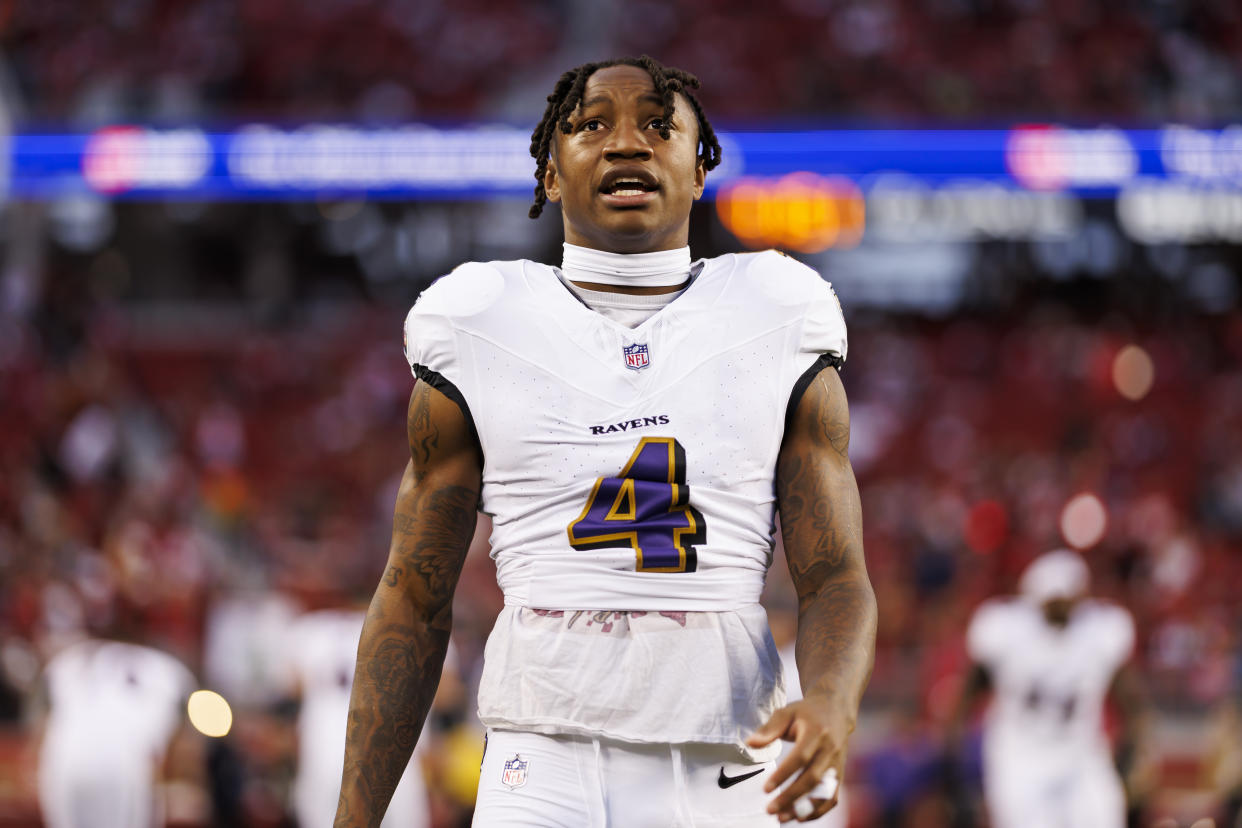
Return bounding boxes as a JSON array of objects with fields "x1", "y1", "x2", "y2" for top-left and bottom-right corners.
[
  {"x1": 3, "y1": 0, "x2": 1241, "y2": 123},
  {"x1": 1, "y1": 1, "x2": 1242, "y2": 827},
  {"x1": 3, "y1": 217, "x2": 1241, "y2": 825}
]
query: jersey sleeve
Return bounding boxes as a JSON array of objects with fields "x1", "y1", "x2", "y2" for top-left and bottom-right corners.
[
  {"x1": 799, "y1": 274, "x2": 848, "y2": 367},
  {"x1": 403, "y1": 276, "x2": 463, "y2": 387},
  {"x1": 753, "y1": 249, "x2": 847, "y2": 367},
  {"x1": 1097, "y1": 604, "x2": 1136, "y2": 670},
  {"x1": 966, "y1": 599, "x2": 1011, "y2": 668},
  {"x1": 763, "y1": 251, "x2": 847, "y2": 428},
  {"x1": 148, "y1": 649, "x2": 196, "y2": 744},
  {"x1": 402, "y1": 263, "x2": 498, "y2": 446},
  {"x1": 170, "y1": 654, "x2": 197, "y2": 701}
]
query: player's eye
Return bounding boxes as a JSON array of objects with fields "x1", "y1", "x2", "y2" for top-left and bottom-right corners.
[
  {"x1": 579, "y1": 119, "x2": 603, "y2": 132},
  {"x1": 648, "y1": 117, "x2": 666, "y2": 130}
]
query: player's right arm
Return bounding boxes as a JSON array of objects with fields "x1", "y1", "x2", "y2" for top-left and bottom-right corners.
[
  {"x1": 1108, "y1": 644, "x2": 1151, "y2": 810},
  {"x1": 946, "y1": 662, "x2": 991, "y2": 748},
  {"x1": 335, "y1": 381, "x2": 481, "y2": 827}
]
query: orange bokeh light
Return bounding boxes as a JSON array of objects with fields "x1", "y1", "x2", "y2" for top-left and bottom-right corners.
[
  {"x1": 1112, "y1": 344, "x2": 1155, "y2": 401},
  {"x1": 717, "y1": 172, "x2": 865, "y2": 253}
]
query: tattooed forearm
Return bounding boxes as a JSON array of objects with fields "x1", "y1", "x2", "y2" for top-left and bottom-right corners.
[
  {"x1": 336, "y1": 483, "x2": 477, "y2": 827},
  {"x1": 789, "y1": 578, "x2": 876, "y2": 719},
  {"x1": 336, "y1": 382, "x2": 481, "y2": 828},
  {"x1": 778, "y1": 367, "x2": 877, "y2": 718}
]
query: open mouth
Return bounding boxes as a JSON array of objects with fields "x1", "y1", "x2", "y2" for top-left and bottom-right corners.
[
  {"x1": 601, "y1": 178, "x2": 660, "y2": 197},
  {"x1": 599, "y1": 168, "x2": 661, "y2": 202}
]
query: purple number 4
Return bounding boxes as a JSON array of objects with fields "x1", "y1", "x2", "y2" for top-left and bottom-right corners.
[{"x1": 567, "y1": 437, "x2": 706, "y2": 572}]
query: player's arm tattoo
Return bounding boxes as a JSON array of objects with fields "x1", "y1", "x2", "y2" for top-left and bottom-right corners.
[
  {"x1": 777, "y1": 367, "x2": 877, "y2": 728},
  {"x1": 335, "y1": 381, "x2": 481, "y2": 827},
  {"x1": 408, "y1": 379, "x2": 439, "y2": 466}
]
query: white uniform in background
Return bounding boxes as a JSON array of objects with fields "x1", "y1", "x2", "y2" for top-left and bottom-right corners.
[
  {"x1": 404, "y1": 249, "x2": 847, "y2": 827},
  {"x1": 966, "y1": 596, "x2": 1134, "y2": 828},
  {"x1": 286, "y1": 609, "x2": 430, "y2": 828},
  {"x1": 38, "y1": 638, "x2": 194, "y2": 828}
]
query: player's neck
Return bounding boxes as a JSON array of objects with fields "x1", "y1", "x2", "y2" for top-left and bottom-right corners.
[{"x1": 562, "y1": 242, "x2": 691, "y2": 296}]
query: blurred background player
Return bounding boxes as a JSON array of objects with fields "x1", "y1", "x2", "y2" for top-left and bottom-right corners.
[
  {"x1": 949, "y1": 549, "x2": 1146, "y2": 828},
  {"x1": 34, "y1": 625, "x2": 196, "y2": 828},
  {"x1": 284, "y1": 602, "x2": 434, "y2": 828}
]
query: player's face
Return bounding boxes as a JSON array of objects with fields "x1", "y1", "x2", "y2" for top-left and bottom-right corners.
[
  {"x1": 1042, "y1": 597, "x2": 1076, "y2": 627},
  {"x1": 544, "y1": 65, "x2": 707, "y2": 254}
]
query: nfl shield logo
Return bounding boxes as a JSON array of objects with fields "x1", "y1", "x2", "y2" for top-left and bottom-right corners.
[
  {"x1": 501, "y1": 754, "x2": 529, "y2": 789},
  {"x1": 623, "y1": 343, "x2": 651, "y2": 371}
]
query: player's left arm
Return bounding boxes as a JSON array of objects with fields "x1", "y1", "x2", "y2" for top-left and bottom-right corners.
[
  {"x1": 20, "y1": 675, "x2": 50, "y2": 802},
  {"x1": 749, "y1": 365, "x2": 877, "y2": 822},
  {"x1": 1109, "y1": 660, "x2": 1150, "y2": 799}
]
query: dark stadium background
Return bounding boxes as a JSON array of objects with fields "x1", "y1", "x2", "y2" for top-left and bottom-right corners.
[{"x1": 1, "y1": 2, "x2": 1241, "y2": 826}]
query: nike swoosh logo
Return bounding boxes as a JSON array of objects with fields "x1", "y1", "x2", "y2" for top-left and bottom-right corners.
[{"x1": 717, "y1": 766, "x2": 765, "y2": 789}]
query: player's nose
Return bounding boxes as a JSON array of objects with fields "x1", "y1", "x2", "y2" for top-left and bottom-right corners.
[{"x1": 604, "y1": 119, "x2": 653, "y2": 160}]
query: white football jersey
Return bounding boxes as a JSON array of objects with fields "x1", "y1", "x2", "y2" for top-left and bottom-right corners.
[
  {"x1": 38, "y1": 639, "x2": 194, "y2": 828},
  {"x1": 404, "y1": 251, "x2": 846, "y2": 754},
  {"x1": 285, "y1": 610, "x2": 428, "y2": 828},
  {"x1": 968, "y1": 598, "x2": 1137, "y2": 779}
]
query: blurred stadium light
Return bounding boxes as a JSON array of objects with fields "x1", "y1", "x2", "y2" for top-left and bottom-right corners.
[
  {"x1": 1060, "y1": 493, "x2": 1109, "y2": 551},
  {"x1": 716, "y1": 172, "x2": 864, "y2": 252},
  {"x1": 186, "y1": 689, "x2": 233, "y2": 738}
]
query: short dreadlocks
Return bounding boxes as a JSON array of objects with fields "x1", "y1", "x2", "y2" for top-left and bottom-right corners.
[{"x1": 527, "y1": 55, "x2": 723, "y2": 219}]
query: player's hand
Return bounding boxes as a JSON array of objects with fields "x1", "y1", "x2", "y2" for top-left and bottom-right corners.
[{"x1": 747, "y1": 698, "x2": 849, "y2": 822}]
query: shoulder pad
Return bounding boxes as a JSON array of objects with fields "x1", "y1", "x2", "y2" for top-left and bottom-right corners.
[
  {"x1": 414, "y1": 260, "x2": 508, "y2": 319},
  {"x1": 735, "y1": 249, "x2": 832, "y2": 306}
]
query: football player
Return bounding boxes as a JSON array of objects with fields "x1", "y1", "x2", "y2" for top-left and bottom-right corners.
[
  {"x1": 336, "y1": 56, "x2": 877, "y2": 827},
  {"x1": 950, "y1": 549, "x2": 1145, "y2": 828},
  {"x1": 36, "y1": 635, "x2": 195, "y2": 828}
]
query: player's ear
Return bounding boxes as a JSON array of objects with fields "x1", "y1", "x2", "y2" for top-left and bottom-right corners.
[
  {"x1": 692, "y1": 158, "x2": 706, "y2": 200},
  {"x1": 544, "y1": 157, "x2": 562, "y2": 204}
]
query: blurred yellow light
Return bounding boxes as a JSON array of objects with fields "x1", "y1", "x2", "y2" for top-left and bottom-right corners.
[
  {"x1": 1060, "y1": 493, "x2": 1107, "y2": 550},
  {"x1": 187, "y1": 689, "x2": 233, "y2": 738},
  {"x1": 717, "y1": 173, "x2": 865, "y2": 253},
  {"x1": 1112, "y1": 344, "x2": 1155, "y2": 401}
]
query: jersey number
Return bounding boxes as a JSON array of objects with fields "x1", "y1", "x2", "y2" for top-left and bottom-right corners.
[{"x1": 567, "y1": 437, "x2": 706, "y2": 572}]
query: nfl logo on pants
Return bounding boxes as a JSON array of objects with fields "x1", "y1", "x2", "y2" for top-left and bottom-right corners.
[
  {"x1": 501, "y1": 754, "x2": 529, "y2": 789},
  {"x1": 623, "y1": 343, "x2": 650, "y2": 371}
]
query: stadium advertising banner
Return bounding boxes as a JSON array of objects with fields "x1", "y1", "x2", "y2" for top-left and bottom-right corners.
[{"x1": 11, "y1": 124, "x2": 1242, "y2": 243}]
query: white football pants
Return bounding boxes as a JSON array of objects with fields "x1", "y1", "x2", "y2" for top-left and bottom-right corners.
[
  {"x1": 985, "y1": 758, "x2": 1125, "y2": 828},
  {"x1": 473, "y1": 729, "x2": 784, "y2": 828}
]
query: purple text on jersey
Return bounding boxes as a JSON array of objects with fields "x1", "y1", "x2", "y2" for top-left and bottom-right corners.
[{"x1": 590, "y1": 415, "x2": 670, "y2": 435}]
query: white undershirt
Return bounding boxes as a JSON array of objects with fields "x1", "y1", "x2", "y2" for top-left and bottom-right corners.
[{"x1": 560, "y1": 243, "x2": 691, "y2": 328}]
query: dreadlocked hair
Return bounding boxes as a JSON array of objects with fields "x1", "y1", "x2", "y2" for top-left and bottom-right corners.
[{"x1": 527, "y1": 55, "x2": 723, "y2": 219}]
